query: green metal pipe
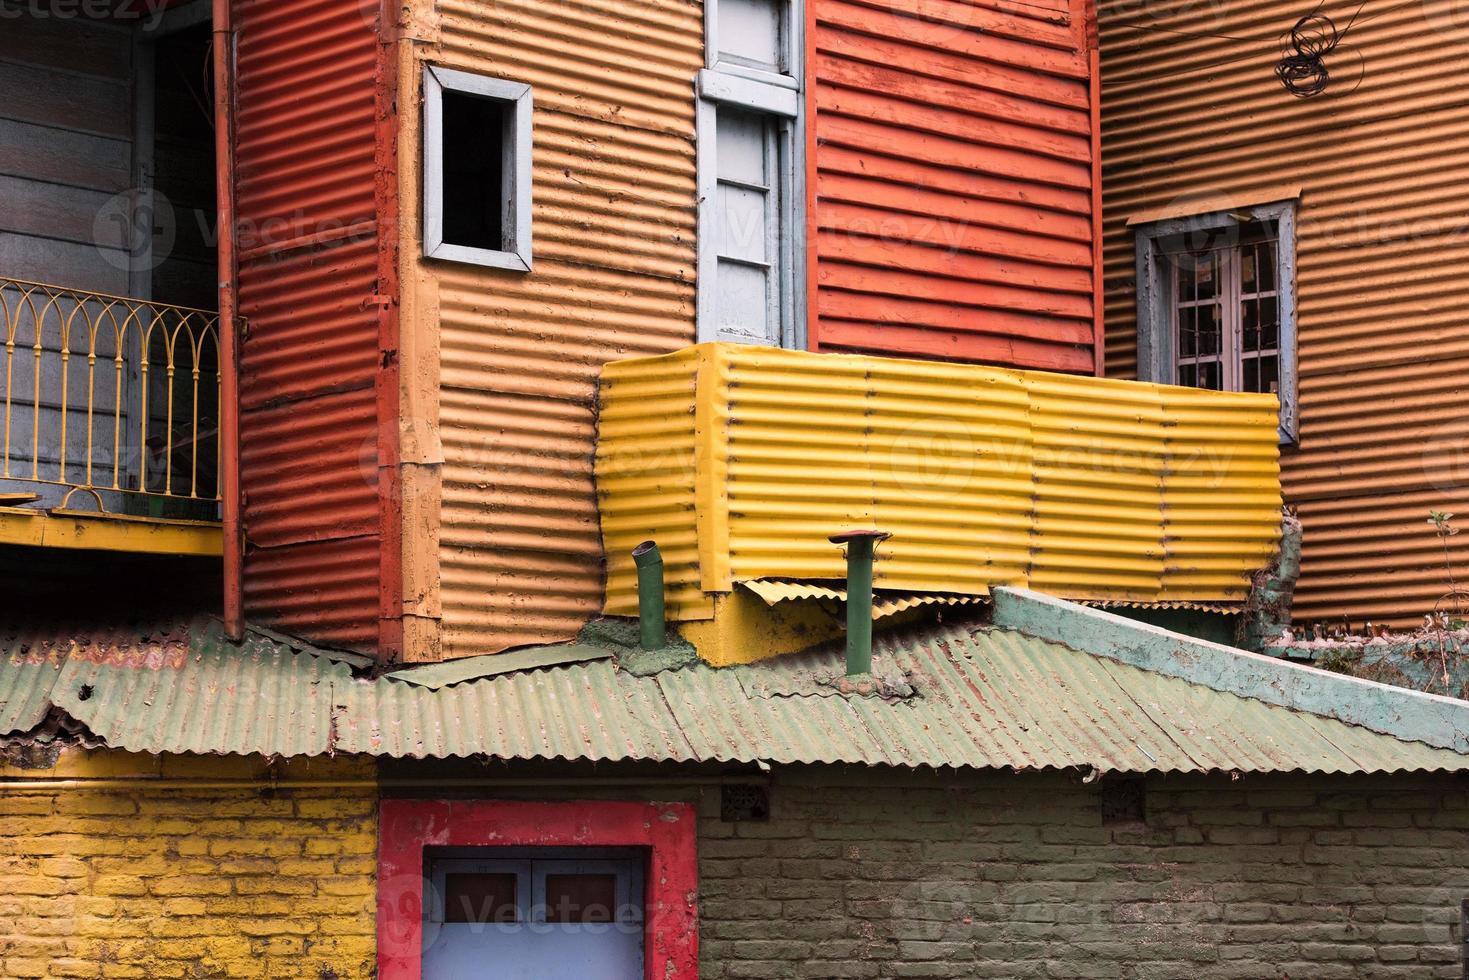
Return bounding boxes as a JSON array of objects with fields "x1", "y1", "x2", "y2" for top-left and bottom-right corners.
[
  {"x1": 830, "y1": 530, "x2": 890, "y2": 676},
  {"x1": 632, "y1": 540, "x2": 666, "y2": 651}
]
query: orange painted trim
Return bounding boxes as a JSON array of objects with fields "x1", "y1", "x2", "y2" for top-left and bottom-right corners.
[
  {"x1": 214, "y1": 0, "x2": 243, "y2": 639},
  {"x1": 804, "y1": 0, "x2": 820, "y2": 351},
  {"x1": 1085, "y1": 0, "x2": 1104, "y2": 377},
  {"x1": 374, "y1": 0, "x2": 405, "y2": 662}
]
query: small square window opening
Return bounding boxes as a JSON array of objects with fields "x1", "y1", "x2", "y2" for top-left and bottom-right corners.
[
  {"x1": 422, "y1": 66, "x2": 533, "y2": 272},
  {"x1": 1100, "y1": 778, "x2": 1146, "y2": 826},
  {"x1": 720, "y1": 783, "x2": 770, "y2": 822}
]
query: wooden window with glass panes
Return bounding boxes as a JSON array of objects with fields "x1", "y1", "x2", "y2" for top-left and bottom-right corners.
[{"x1": 1169, "y1": 224, "x2": 1280, "y2": 397}]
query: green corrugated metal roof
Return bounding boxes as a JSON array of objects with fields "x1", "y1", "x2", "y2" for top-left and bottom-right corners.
[{"x1": 4, "y1": 614, "x2": 1467, "y2": 775}]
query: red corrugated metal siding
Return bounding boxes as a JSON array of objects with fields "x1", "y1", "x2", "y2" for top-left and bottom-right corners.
[
  {"x1": 231, "y1": 0, "x2": 390, "y2": 655},
  {"x1": 241, "y1": 534, "x2": 380, "y2": 650},
  {"x1": 808, "y1": 0, "x2": 1100, "y2": 373}
]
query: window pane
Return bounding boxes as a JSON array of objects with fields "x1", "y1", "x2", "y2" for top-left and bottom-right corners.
[
  {"x1": 1177, "y1": 363, "x2": 1196, "y2": 387},
  {"x1": 1260, "y1": 295, "x2": 1278, "y2": 349},
  {"x1": 1258, "y1": 355, "x2": 1279, "y2": 395},
  {"x1": 1178, "y1": 307, "x2": 1196, "y2": 357},
  {"x1": 544, "y1": 874, "x2": 619, "y2": 923},
  {"x1": 1242, "y1": 298, "x2": 1258, "y2": 351},
  {"x1": 1198, "y1": 360, "x2": 1222, "y2": 391},
  {"x1": 718, "y1": 184, "x2": 769, "y2": 263},
  {"x1": 444, "y1": 873, "x2": 519, "y2": 924},
  {"x1": 1241, "y1": 249, "x2": 1256, "y2": 292},
  {"x1": 717, "y1": 260, "x2": 773, "y2": 341},
  {"x1": 1198, "y1": 304, "x2": 1221, "y2": 355},
  {"x1": 1243, "y1": 355, "x2": 1258, "y2": 394},
  {"x1": 1176, "y1": 260, "x2": 1194, "y2": 301},
  {"x1": 719, "y1": 0, "x2": 783, "y2": 70},
  {"x1": 1193, "y1": 253, "x2": 1218, "y2": 299},
  {"x1": 716, "y1": 110, "x2": 769, "y2": 186},
  {"x1": 1257, "y1": 241, "x2": 1277, "y2": 292},
  {"x1": 441, "y1": 91, "x2": 508, "y2": 251}
]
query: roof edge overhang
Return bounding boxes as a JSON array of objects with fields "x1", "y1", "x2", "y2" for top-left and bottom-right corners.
[{"x1": 992, "y1": 587, "x2": 1469, "y2": 754}]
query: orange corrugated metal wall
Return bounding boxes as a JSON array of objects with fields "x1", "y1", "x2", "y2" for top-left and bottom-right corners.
[
  {"x1": 808, "y1": 0, "x2": 1101, "y2": 373},
  {"x1": 1100, "y1": 0, "x2": 1469, "y2": 629},
  {"x1": 232, "y1": 0, "x2": 396, "y2": 655},
  {"x1": 420, "y1": 0, "x2": 703, "y2": 658}
]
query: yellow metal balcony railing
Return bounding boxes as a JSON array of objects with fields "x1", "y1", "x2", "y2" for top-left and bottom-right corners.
[
  {"x1": 0, "y1": 277, "x2": 224, "y2": 554},
  {"x1": 595, "y1": 343, "x2": 1284, "y2": 646}
]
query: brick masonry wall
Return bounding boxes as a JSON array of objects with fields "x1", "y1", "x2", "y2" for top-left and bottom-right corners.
[
  {"x1": 0, "y1": 752, "x2": 377, "y2": 980},
  {"x1": 5, "y1": 754, "x2": 1468, "y2": 978},
  {"x1": 695, "y1": 768, "x2": 1469, "y2": 980}
]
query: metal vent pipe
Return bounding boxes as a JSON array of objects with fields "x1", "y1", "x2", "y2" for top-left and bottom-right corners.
[
  {"x1": 632, "y1": 541, "x2": 665, "y2": 650},
  {"x1": 829, "y1": 530, "x2": 890, "y2": 676}
]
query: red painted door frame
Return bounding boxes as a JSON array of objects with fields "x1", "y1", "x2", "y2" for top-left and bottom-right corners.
[{"x1": 378, "y1": 800, "x2": 700, "y2": 979}]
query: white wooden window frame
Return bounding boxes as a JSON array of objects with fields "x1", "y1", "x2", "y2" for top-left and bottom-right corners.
[
  {"x1": 1134, "y1": 199, "x2": 1298, "y2": 443},
  {"x1": 422, "y1": 65, "x2": 533, "y2": 273},
  {"x1": 696, "y1": 0, "x2": 805, "y2": 347}
]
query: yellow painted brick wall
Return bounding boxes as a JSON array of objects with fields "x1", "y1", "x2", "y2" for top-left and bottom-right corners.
[{"x1": 0, "y1": 751, "x2": 378, "y2": 979}]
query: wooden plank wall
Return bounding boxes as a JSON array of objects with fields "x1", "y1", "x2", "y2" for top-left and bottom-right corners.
[
  {"x1": 808, "y1": 0, "x2": 1100, "y2": 373},
  {"x1": 0, "y1": 15, "x2": 137, "y2": 486},
  {"x1": 0, "y1": 14, "x2": 136, "y2": 294}
]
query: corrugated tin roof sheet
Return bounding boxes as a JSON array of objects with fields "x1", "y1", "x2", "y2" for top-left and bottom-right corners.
[
  {"x1": 4, "y1": 616, "x2": 1466, "y2": 775},
  {"x1": 739, "y1": 579, "x2": 989, "y2": 619}
]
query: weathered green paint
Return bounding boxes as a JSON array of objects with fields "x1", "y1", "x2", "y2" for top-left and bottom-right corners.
[
  {"x1": 1241, "y1": 514, "x2": 1302, "y2": 651},
  {"x1": 5, "y1": 613, "x2": 1465, "y2": 774},
  {"x1": 991, "y1": 586, "x2": 1469, "y2": 753},
  {"x1": 632, "y1": 540, "x2": 666, "y2": 651},
  {"x1": 830, "y1": 531, "x2": 887, "y2": 676}
]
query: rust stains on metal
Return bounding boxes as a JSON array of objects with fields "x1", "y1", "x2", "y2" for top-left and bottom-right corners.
[
  {"x1": 1099, "y1": 0, "x2": 1469, "y2": 628},
  {"x1": 7, "y1": 615, "x2": 1465, "y2": 776},
  {"x1": 412, "y1": 0, "x2": 703, "y2": 658},
  {"x1": 230, "y1": 0, "x2": 399, "y2": 656}
]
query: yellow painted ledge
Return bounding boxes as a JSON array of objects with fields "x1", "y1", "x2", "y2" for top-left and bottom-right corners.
[{"x1": 0, "y1": 506, "x2": 223, "y2": 557}]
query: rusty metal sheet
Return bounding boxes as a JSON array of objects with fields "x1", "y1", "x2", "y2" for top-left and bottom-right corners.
[
  {"x1": 5, "y1": 614, "x2": 1465, "y2": 774},
  {"x1": 810, "y1": 0, "x2": 1099, "y2": 372},
  {"x1": 424, "y1": 0, "x2": 702, "y2": 657},
  {"x1": 383, "y1": 643, "x2": 612, "y2": 690},
  {"x1": 47, "y1": 620, "x2": 346, "y2": 757},
  {"x1": 0, "y1": 642, "x2": 65, "y2": 736},
  {"x1": 242, "y1": 535, "x2": 381, "y2": 653},
  {"x1": 231, "y1": 0, "x2": 389, "y2": 655},
  {"x1": 1080, "y1": 599, "x2": 1241, "y2": 613},
  {"x1": 1099, "y1": 0, "x2": 1469, "y2": 626}
]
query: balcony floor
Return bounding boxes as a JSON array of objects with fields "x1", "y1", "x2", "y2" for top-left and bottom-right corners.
[{"x1": 0, "y1": 505, "x2": 222, "y2": 557}]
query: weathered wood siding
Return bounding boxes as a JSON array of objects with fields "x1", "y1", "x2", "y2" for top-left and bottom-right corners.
[
  {"x1": 808, "y1": 0, "x2": 1101, "y2": 373},
  {"x1": 0, "y1": 15, "x2": 138, "y2": 486},
  {"x1": 0, "y1": 15, "x2": 136, "y2": 293}
]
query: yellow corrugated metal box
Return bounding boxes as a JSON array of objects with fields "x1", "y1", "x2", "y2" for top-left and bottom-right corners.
[{"x1": 596, "y1": 343, "x2": 1283, "y2": 619}]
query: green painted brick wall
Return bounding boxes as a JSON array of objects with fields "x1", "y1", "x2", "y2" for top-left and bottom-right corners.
[{"x1": 691, "y1": 768, "x2": 1469, "y2": 979}]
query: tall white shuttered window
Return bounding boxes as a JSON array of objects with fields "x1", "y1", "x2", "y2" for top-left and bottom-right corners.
[{"x1": 697, "y1": 0, "x2": 803, "y2": 347}]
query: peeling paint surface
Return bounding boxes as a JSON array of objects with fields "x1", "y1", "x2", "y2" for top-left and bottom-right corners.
[{"x1": 4, "y1": 613, "x2": 1465, "y2": 775}]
